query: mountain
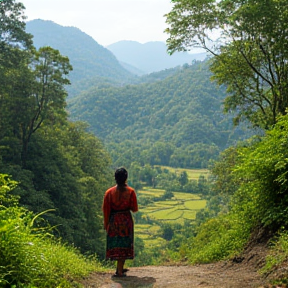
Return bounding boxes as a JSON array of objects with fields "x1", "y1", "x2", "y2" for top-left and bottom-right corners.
[
  {"x1": 106, "y1": 40, "x2": 207, "y2": 73},
  {"x1": 68, "y1": 61, "x2": 252, "y2": 168},
  {"x1": 25, "y1": 19, "x2": 135, "y2": 97}
]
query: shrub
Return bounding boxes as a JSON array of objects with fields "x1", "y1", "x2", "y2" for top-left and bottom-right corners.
[
  {"x1": 185, "y1": 213, "x2": 251, "y2": 264},
  {"x1": 0, "y1": 174, "x2": 101, "y2": 287}
]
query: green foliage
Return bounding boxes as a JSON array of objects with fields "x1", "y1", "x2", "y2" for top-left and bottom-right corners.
[
  {"x1": 160, "y1": 223, "x2": 175, "y2": 241},
  {"x1": 0, "y1": 174, "x2": 19, "y2": 207},
  {"x1": 15, "y1": 122, "x2": 112, "y2": 256},
  {"x1": 209, "y1": 146, "x2": 241, "y2": 197},
  {"x1": 0, "y1": 0, "x2": 33, "y2": 51},
  {"x1": 0, "y1": 2, "x2": 113, "y2": 257},
  {"x1": 68, "y1": 61, "x2": 251, "y2": 169},
  {"x1": 131, "y1": 236, "x2": 167, "y2": 266},
  {"x1": 1, "y1": 120, "x2": 112, "y2": 257},
  {"x1": 185, "y1": 214, "x2": 251, "y2": 263},
  {"x1": 165, "y1": 0, "x2": 288, "y2": 129},
  {"x1": 0, "y1": 175, "x2": 101, "y2": 287},
  {"x1": 173, "y1": 113, "x2": 288, "y2": 264},
  {"x1": 231, "y1": 114, "x2": 288, "y2": 229},
  {"x1": 261, "y1": 230, "x2": 288, "y2": 287}
]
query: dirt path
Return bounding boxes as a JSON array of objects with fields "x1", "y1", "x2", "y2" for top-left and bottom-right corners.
[
  {"x1": 80, "y1": 262, "x2": 266, "y2": 288},
  {"x1": 79, "y1": 242, "x2": 277, "y2": 288}
]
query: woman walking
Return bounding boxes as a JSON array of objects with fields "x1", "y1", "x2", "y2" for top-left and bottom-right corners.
[{"x1": 102, "y1": 167, "x2": 138, "y2": 277}]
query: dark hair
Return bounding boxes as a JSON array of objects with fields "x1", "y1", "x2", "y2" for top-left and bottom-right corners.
[{"x1": 115, "y1": 167, "x2": 128, "y2": 186}]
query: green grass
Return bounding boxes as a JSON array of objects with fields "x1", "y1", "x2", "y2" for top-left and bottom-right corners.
[
  {"x1": 173, "y1": 192, "x2": 201, "y2": 200},
  {"x1": 184, "y1": 200, "x2": 207, "y2": 209},
  {"x1": 144, "y1": 238, "x2": 164, "y2": 247},
  {"x1": 135, "y1": 224, "x2": 162, "y2": 248},
  {"x1": 156, "y1": 166, "x2": 210, "y2": 180},
  {"x1": 149, "y1": 208, "x2": 182, "y2": 220},
  {"x1": 183, "y1": 210, "x2": 197, "y2": 219},
  {"x1": 135, "y1": 224, "x2": 151, "y2": 230},
  {"x1": 0, "y1": 207, "x2": 102, "y2": 288},
  {"x1": 138, "y1": 188, "x2": 165, "y2": 197}
]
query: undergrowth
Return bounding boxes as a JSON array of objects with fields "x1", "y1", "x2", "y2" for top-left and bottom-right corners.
[
  {"x1": 260, "y1": 230, "x2": 288, "y2": 286},
  {"x1": 0, "y1": 174, "x2": 103, "y2": 287}
]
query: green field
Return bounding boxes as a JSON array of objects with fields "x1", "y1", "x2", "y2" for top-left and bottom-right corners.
[
  {"x1": 135, "y1": 177, "x2": 207, "y2": 247},
  {"x1": 155, "y1": 166, "x2": 210, "y2": 180},
  {"x1": 139, "y1": 189, "x2": 205, "y2": 221},
  {"x1": 135, "y1": 224, "x2": 162, "y2": 248}
]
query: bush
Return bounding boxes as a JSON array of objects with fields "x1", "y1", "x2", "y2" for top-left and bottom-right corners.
[
  {"x1": 184, "y1": 213, "x2": 251, "y2": 264},
  {"x1": 0, "y1": 174, "x2": 102, "y2": 287}
]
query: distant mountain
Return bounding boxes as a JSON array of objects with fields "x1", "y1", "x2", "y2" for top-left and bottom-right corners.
[
  {"x1": 119, "y1": 61, "x2": 146, "y2": 76},
  {"x1": 106, "y1": 40, "x2": 207, "y2": 73},
  {"x1": 26, "y1": 20, "x2": 135, "y2": 97}
]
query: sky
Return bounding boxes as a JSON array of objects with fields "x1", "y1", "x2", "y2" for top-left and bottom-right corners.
[{"x1": 20, "y1": 0, "x2": 174, "y2": 47}]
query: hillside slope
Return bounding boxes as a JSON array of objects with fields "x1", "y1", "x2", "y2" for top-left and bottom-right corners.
[
  {"x1": 68, "y1": 61, "x2": 251, "y2": 168},
  {"x1": 26, "y1": 19, "x2": 135, "y2": 97}
]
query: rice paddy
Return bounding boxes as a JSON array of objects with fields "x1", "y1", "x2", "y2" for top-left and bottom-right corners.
[{"x1": 135, "y1": 168, "x2": 208, "y2": 247}]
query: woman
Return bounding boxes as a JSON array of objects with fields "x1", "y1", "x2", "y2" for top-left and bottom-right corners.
[{"x1": 102, "y1": 167, "x2": 138, "y2": 277}]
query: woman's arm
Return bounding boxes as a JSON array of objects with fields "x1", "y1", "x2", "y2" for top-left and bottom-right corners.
[
  {"x1": 130, "y1": 190, "x2": 138, "y2": 213},
  {"x1": 102, "y1": 191, "x2": 111, "y2": 230}
]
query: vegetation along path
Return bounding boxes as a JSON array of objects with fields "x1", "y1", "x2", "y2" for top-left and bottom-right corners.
[{"x1": 80, "y1": 243, "x2": 275, "y2": 288}]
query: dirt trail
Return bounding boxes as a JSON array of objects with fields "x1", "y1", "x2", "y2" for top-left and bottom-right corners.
[
  {"x1": 80, "y1": 262, "x2": 265, "y2": 288},
  {"x1": 79, "y1": 242, "x2": 278, "y2": 288}
]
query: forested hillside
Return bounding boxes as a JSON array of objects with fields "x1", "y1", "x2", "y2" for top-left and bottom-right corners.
[
  {"x1": 68, "y1": 61, "x2": 251, "y2": 168},
  {"x1": 26, "y1": 19, "x2": 135, "y2": 97},
  {"x1": 1, "y1": 4, "x2": 115, "y2": 262}
]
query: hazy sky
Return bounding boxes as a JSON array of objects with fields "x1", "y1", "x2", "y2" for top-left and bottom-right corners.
[{"x1": 20, "y1": 0, "x2": 174, "y2": 47}]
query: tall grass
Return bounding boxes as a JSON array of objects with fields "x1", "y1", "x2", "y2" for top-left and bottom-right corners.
[{"x1": 0, "y1": 175, "x2": 103, "y2": 287}]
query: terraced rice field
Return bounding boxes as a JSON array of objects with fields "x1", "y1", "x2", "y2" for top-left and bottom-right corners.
[
  {"x1": 138, "y1": 189, "x2": 206, "y2": 223},
  {"x1": 135, "y1": 187, "x2": 207, "y2": 247}
]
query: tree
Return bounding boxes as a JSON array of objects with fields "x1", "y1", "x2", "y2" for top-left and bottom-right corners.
[
  {"x1": 0, "y1": 0, "x2": 32, "y2": 56},
  {"x1": 179, "y1": 171, "x2": 188, "y2": 186},
  {"x1": 0, "y1": 0, "x2": 33, "y2": 164},
  {"x1": 0, "y1": 1, "x2": 113, "y2": 256},
  {"x1": 22, "y1": 47, "x2": 72, "y2": 163},
  {"x1": 1, "y1": 2, "x2": 72, "y2": 166},
  {"x1": 1, "y1": 46, "x2": 72, "y2": 166},
  {"x1": 165, "y1": 0, "x2": 288, "y2": 129}
]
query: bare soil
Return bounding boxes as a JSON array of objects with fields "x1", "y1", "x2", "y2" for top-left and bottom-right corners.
[{"x1": 79, "y1": 232, "x2": 287, "y2": 288}]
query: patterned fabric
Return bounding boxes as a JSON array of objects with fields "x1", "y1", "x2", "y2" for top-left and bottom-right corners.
[
  {"x1": 102, "y1": 185, "x2": 138, "y2": 260},
  {"x1": 106, "y1": 210, "x2": 134, "y2": 260}
]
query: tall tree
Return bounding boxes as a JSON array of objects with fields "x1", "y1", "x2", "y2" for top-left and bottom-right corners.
[
  {"x1": 21, "y1": 47, "x2": 72, "y2": 165},
  {"x1": 165, "y1": 0, "x2": 288, "y2": 129},
  {"x1": 0, "y1": 0, "x2": 33, "y2": 164},
  {"x1": 1, "y1": 46, "x2": 72, "y2": 166}
]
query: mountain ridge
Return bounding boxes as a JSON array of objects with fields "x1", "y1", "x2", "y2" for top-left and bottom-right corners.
[
  {"x1": 107, "y1": 40, "x2": 207, "y2": 73},
  {"x1": 25, "y1": 19, "x2": 135, "y2": 97}
]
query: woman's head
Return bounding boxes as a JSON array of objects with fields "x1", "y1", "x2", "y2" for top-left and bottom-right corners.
[{"x1": 115, "y1": 167, "x2": 128, "y2": 186}]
